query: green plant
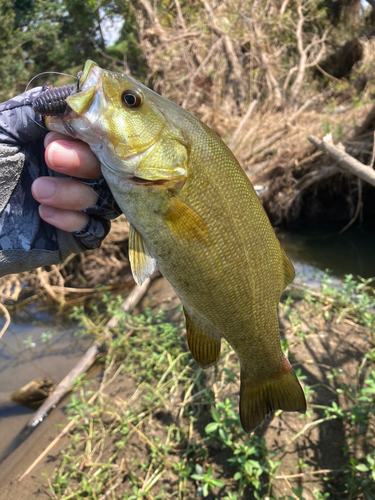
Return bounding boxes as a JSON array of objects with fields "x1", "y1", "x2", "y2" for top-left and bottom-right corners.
[
  {"x1": 191, "y1": 464, "x2": 225, "y2": 497},
  {"x1": 42, "y1": 272, "x2": 375, "y2": 499}
]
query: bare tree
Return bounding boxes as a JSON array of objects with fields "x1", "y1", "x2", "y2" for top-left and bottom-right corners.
[
  {"x1": 286, "y1": 1, "x2": 328, "y2": 101},
  {"x1": 201, "y1": 0, "x2": 246, "y2": 112}
]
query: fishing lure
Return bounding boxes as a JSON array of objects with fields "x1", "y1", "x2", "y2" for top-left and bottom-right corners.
[{"x1": 32, "y1": 84, "x2": 76, "y2": 136}]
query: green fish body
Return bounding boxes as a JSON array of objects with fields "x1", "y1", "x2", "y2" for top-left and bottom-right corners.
[{"x1": 46, "y1": 61, "x2": 306, "y2": 432}]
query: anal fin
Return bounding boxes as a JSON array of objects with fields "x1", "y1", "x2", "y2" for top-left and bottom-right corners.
[
  {"x1": 240, "y1": 367, "x2": 306, "y2": 433},
  {"x1": 129, "y1": 225, "x2": 156, "y2": 286},
  {"x1": 183, "y1": 308, "x2": 221, "y2": 368}
]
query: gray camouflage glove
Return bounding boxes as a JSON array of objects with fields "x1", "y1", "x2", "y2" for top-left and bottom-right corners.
[{"x1": 0, "y1": 88, "x2": 120, "y2": 278}]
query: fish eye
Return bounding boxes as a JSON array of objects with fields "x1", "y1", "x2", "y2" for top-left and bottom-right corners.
[{"x1": 122, "y1": 90, "x2": 142, "y2": 108}]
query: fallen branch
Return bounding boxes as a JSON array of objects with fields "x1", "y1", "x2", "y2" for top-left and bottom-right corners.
[
  {"x1": 99, "y1": 476, "x2": 124, "y2": 500},
  {"x1": 287, "y1": 165, "x2": 340, "y2": 207},
  {"x1": 245, "y1": 159, "x2": 272, "y2": 178},
  {"x1": 338, "y1": 177, "x2": 362, "y2": 234},
  {"x1": 27, "y1": 342, "x2": 102, "y2": 428},
  {"x1": 242, "y1": 127, "x2": 288, "y2": 162},
  {"x1": 308, "y1": 134, "x2": 375, "y2": 187},
  {"x1": 27, "y1": 277, "x2": 153, "y2": 428},
  {"x1": 227, "y1": 100, "x2": 258, "y2": 150},
  {"x1": 19, "y1": 392, "x2": 98, "y2": 482},
  {"x1": 0, "y1": 302, "x2": 10, "y2": 340}
]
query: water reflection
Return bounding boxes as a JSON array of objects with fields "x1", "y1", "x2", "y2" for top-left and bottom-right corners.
[
  {"x1": 0, "y1": 318, "x2": 89, "y2": 462},
  {"x1": 277, "y1": 226, "x2": 375, "y2": 280}
]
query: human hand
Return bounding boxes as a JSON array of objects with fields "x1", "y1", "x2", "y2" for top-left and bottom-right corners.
[
  {"x1": 0, "y1": 88, "x2": 120, "y2": 278},
  {"x1": 32, "y1": 132, "x2": 102, "y2": 232}
]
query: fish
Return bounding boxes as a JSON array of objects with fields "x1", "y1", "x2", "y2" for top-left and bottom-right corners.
[{"x1": 45, "y1": 60, "x2": 306, "y2": 432}]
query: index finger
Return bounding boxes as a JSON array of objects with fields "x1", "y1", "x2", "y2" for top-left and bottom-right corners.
[{"x1": 44, "y1": 132, "x2": 102, "y2": 179}]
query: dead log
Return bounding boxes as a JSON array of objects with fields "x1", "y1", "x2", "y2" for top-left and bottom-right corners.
[
  {"x1": 308, "y1": 134, "x2": 375, "y2": 187},
  {"x1": 27, "y1": 278, "x2": 152, "y2": 428}
]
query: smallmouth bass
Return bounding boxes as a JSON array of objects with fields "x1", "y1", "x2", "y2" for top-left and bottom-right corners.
[{"x1": 46, "y1": 60, "x2": 306, "y2": 432}]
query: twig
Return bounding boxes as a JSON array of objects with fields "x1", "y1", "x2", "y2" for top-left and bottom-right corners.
[
  {"x1": 287, "y1": 166, "x2": 340, "y2": 207},
  {"x1": 28, "y1": 278, "x2": 153, "y2": 427},
  {"x1": 128, "y1": 421, "x2": 164, "y2": 458},
  {"x1": 369, "y1": 131, "x2": 375, "y2": 170},
  {"x1": 246, "y1": 18, "x2": 283, "y2": 108},
  {"x1": 137, "y1": 0, "x2": 168, "y2": 43},
  {"x1": 315, "y1": 63, "x2": 346, "y2": 84},
  {"x1": 91, "y1": 37, "x2": 129, "y2": 72},
  {"x1": 98, "y1": 476, "x2": 124, "y2": 500},
  {"x1": 106, "y1": 277, "x2": 152, "y2": 328},
  {"x1": 201, "y1": 0, "x2": 245, "y2": 108},
  {"x1": 28, "y1": 341, "x2": 102, "y2": 428},
  {"x1": 308, "y1": 134, "x2": 375, "y2": 187},
  {"x1": 280, "y1": 0, "x2": 291, "y2": 15},
  {"x1": 36, "y1": 267, "x2": 59, "y2": 303},
  {"x1": 0, "y1": 303, "x2": 10, "y2": 340},
  {"x1": 281, "y1": 472, "x2": 299, "y2": 499},
  {"x1": 181, "y1": 36, "x2": 224, "y2": 108},
  {"x1": 339, "y1": 178, "x2": 362, "y2": 234},
  {"x1": 174, "y1": 0, "x2": 186, "y2": 29},
  {"x1": 19, "y1": 392, "x2": 98, "y2": 481},
  {"x1": 291, "y1": 415, "x2": 338, "y2": 442},
  {"x1": 227, "y1": 100, "x2": 258, "y2": 150},
  {"x1": 288, "y1": 1, "x2": 328, "y2": 100},
  {"x1": 245, "y1": 159, "x2": 272, "y2": 178},
  {"x1": 275, "y1": 469, "x2": 334, "y2": 480},
  {"x1": 242, "y1": 127, "x2": 288, "y2": 162}
]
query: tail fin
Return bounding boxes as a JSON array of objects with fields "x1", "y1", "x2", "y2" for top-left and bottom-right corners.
[{"x1": 239, "y1": 370, "x2": 306, "y2": 433}]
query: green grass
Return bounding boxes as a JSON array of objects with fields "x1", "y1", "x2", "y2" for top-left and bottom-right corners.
[{"x1": 42, "y1": 273, "x2": 375, "y2": 499}]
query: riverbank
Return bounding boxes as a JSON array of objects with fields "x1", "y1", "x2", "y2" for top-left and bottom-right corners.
[{"x1": 0, "y1": 272, "x2": 374, "y2": 500}]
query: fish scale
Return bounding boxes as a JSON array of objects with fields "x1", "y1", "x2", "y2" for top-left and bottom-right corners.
[{"x1": 45, "y1": 60, "x2": 306, "y2": 432}]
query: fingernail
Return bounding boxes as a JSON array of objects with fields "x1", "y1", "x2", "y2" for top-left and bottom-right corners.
[
  {"x1": 47, "y1": 142, "x2": 78, "y2": 169},
  {"x1": 33, "y1": 179, "x2": 56, "y2": 200},
  {"x1": 39, "y1": 205, "x2": 56, "y2": 219}
]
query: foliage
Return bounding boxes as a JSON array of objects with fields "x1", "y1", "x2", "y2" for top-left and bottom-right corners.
[
  {"x1": 41, "y1": 272, "x2": 375, "y2": 499},
  {"x1": 0, "y1": 0, "x2": 120, "y2": 100},
  {"x1": 1, "y1": 0, "x2": 374, "y2": 109}
]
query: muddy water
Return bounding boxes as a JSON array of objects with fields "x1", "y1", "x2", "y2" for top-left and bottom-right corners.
[{"x1": 0, "y1": 315, "x2": 90, "y2": 464}]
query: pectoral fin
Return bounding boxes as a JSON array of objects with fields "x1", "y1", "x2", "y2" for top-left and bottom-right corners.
[
  {"x1": 183, "y1": 308, "x2": 221, "y2": 368},
  {"x1": 165, "y1": 195, "x2": 209, "y2": 242},
  {"x1": 129, "y1": 225, "x2": 156, "y2": 286}
]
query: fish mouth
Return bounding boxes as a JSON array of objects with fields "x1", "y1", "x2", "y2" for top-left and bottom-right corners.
[
  {"x1": 78, "y1": 60, "x2": 99, "y2": 90},
  {"x1": 127, "y1": 177, "x2": 170, "y2": 186}
]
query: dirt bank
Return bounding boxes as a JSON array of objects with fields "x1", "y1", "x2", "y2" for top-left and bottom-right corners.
[{"x1": 0, "y1": 275, "x2": 373, "y2": 499}]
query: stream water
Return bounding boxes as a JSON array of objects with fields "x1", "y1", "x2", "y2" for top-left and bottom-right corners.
[
  {"x1": 0, "y1": 225, "x2": 373, "y2": 470},
  {"x1": 277, "y1": 225, "x2": 375, "y2": 281},
  {"x1": 0, "y1": 313, "x2": 90, "y2": 468}
]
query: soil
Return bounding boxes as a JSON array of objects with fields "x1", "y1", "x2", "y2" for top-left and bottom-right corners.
[{"x1": 0, "y1": 277, "x2": 371, "y2": 500}]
